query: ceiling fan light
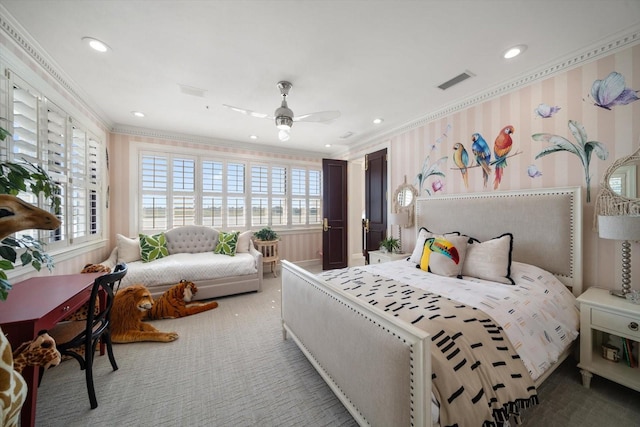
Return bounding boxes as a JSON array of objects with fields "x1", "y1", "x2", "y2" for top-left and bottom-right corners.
[
  {"x1": 275, "y1": 115, "x2": 293, "y2": 130},
  {"x1": 278, "y1": 130, "x2": 291, "y2": 141}
]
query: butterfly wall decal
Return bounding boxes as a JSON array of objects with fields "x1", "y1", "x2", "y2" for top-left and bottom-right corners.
[{"x1": 589, "y1": 71, "x2": 639, "y2": 110}]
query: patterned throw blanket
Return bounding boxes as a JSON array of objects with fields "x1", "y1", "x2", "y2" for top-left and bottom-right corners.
[{"x1": 320, "y1": 267, "x2": 538, "y2": 427}]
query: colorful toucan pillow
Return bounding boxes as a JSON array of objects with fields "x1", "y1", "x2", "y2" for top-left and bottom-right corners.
[
  {"x1": 419, "y1": 234, "x2": 468, "y2": 277},
  {"x1": 409, "y1": 227, "x2": 461, "y2": 264},
  {"x1": 461, "y1": 233, "x2": 514, "y2": 285},
  {"x1": 139, "y1": 232, "x2": 169, "y2": 263},
  {"x1": 214, "y1": 231, "x2": 240, "y2": 256}
]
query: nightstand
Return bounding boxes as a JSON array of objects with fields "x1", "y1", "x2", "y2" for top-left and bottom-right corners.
[
  {"x1": 368, "y1": 250, "x2": 408, "y2": 264},
  {"x1": 577, "y1": 287, "x2": 640, "y2": 392}
]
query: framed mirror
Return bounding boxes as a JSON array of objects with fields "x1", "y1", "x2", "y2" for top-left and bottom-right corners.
[
  {"x1": 392, "y1": 176, "x2": 418, "y2": 227},
  {"x1": 595, "y1": 145, "x2": 640, "y2": 219}
]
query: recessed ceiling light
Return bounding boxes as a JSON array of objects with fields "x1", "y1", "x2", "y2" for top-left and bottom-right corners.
[
  {"x1": 503, "y1": 45, "x2": 527, "y2": 59},
  {"x1": 249, "y1": 135, "x2": 258, "y2": 140},
  {"x1": 82, "y1": 37, "x2": 110, "y2": 53},
  {"x1": 373, "y1": 118, "x2": 384, "y2": 124},
  {"x1": 325, "y1": 144, "x2": 332, "y2": 148},
  {"x1": 131, "y1": 111, "x2": 145, "y2": 118}
]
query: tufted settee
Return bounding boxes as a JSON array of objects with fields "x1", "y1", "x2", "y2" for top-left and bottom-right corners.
[{"x1": 101, "y1": 225, "x2": 263, "y2": 300}]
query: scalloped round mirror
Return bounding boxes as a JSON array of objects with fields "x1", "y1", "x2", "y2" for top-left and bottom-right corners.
[
  {"x1": 392, "y1": 177, "x2": 418, "y2": 227},
  {"x1": 396, "y1": 186, "x2": 414, "y2": 208},
  {"x1": 595, "y1": 145, "x2": 640, "y2": 217},
  {"x1": 608, "y1": 162, "x2": 638, "y2": 198}
]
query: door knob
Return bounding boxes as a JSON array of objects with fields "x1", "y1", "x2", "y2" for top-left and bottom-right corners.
[{"x1": 323, "y1": 218, "x2": 332, "y2": 232}]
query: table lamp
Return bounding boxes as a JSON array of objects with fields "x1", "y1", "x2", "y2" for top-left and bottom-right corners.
[
  {"x1": 389, "y1": 211, "x2": 410, "y2": 253},
  {"x1": 598, "y1": 215, "x2": 640, "y2": 297}
]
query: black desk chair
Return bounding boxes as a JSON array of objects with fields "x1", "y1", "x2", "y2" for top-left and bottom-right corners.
[{"x1": 47, "y1": 263, "x2": 128, "y2": 409}]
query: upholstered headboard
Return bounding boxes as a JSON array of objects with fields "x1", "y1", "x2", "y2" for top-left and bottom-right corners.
[{"x1": 415, "y1": 187, "x2": 583, "y2": 295}]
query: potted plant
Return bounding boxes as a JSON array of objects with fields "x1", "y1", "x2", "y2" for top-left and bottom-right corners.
[
  {"x1": 379, "y1": 236, "x2": 400, "y2": 253},
  {"x1": 254, "y1": 226, "x2": 279, "y2": 242},
  {"x1": 0, "y1": 125, "x2": 62, "y2": 300}
]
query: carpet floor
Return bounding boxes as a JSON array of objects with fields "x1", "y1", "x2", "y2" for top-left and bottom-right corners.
[{"x1": 34, "y1": 267, "x2": 640, "y2": 427}]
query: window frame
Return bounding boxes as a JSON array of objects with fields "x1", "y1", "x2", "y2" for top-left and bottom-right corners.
[
  {"x1": 133, "y1": 142, "x2": 322, "y2": 235},
  {"x1": 1, "y1": 70, "x2": 108, "y2": 277}
]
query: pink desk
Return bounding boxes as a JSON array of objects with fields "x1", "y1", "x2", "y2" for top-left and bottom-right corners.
[{"x1": 0, "y1": 273, "x2": 102, "y2": 427}]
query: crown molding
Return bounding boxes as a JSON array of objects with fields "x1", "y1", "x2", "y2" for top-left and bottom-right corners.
[
  {"x1": 342, "y1": 25, "x2": 640, "y2": 160},
  {"x1": 3, "y1": 4, "x2": 639, "y2": 161},
  {"x1": 0, "y1": 6, "x2": 112, "y2": 131},
  {"x1": 111, "y1": 124, "x2": 326, "y2": 160}
]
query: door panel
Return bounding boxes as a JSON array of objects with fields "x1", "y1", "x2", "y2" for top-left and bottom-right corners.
[
  {"x1": 364, "y1": 149, "x2": 387, "y2": 263},
  {"x1": 322, "y1": 159, "x2": 348, "y2": 270}
]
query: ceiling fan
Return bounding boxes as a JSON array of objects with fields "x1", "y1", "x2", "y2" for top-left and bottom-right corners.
[{"x1": 223, "y1": 81, "x2": 341, "y2": 141}]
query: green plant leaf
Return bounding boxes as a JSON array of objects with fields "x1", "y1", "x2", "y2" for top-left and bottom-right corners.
[
  {"x1": 0, "y1": 260, "x2": 14, "y2": 270},
  {"x1": 0, "y1": 246, "x2": 16, "y2": 262},
  {"x1": 20, "y1": 251, "x2": 32, "y2": 265},
  {"x1": 0, "y1": 279, "x2": 10, "y2": 301}
]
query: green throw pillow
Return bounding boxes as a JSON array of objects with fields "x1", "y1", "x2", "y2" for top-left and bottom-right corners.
[
  {"x1": 139, "y1": 232, "x2": 169, "y2": 262},
  {"x1": 214, "y1": 231, "x2": 240, "y2": 256}
]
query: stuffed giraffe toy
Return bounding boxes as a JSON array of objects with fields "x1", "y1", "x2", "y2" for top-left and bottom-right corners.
[
  {"x1": 0, "y1": 328, "x2": 26, "y2": 427},
  {"x1": 1, "y1": 330, "x2": 61, "y2": 427},
  {"x1": 0, "y1": 194, "x2": 61, "y2": 240},
  {"x1": 11, "y1": 331, "x2": 61, "y2": 374},
  {"x1": 0, "y1": 194, "x2": 62, "y2": 426}
]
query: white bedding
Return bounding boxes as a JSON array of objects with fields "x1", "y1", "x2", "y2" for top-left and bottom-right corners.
[
  {"x1": 358, "y1": 259, "x2": 580, "y2": 381},
  {"x1": 121, "y1": 252, "x2": 258, "y2": 287}
]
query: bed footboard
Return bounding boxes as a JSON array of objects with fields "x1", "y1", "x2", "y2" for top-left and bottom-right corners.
[{"x1": 281, "y1": 261, "x2": 432, "y2": 426}]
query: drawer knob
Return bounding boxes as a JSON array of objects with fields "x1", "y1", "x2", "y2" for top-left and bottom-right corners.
[{"x1": 630, "y1": 322, "x2": 639, "y2": 332}]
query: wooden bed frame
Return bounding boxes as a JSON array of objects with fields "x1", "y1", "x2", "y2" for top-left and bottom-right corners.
[{"x1": 281, "y1": 187, "x2": 583, "y2": 426}]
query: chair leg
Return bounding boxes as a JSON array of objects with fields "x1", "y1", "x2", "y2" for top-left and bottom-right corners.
[
  {"x1": 86, "y1": 340, "x2": 98, "y2": 409},
  {"x1": 104, "y1": 333, "x2": 118, "y2": 371}
]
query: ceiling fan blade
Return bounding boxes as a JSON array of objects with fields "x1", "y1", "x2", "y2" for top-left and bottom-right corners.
[
  {"x1": 222, "y1": 104, "x2": 272, "y2": 119},
  {"x1": 294, "y1": 110, "x2": 341, "y2": 123}
]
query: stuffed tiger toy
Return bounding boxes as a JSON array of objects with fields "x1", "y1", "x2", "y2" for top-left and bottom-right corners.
[{"x1": 144, "y1": 280, "x2": 219, "y2": 320}]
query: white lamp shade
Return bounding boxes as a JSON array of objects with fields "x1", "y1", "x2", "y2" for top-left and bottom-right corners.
[
  {"x1": 389, "y1": 211, "x2": 410, "y2": 227},
  {"x1": 598, "y1": 215, "x2": 640, "y2": 241}
]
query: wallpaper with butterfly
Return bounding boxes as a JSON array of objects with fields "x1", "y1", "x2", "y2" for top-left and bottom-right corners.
[{"x1": 589, "y1": 71, "x2": 639, "y2": 110}]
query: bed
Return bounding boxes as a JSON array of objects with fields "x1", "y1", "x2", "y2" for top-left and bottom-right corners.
[{"x1": 281, "y1": 187, "x2": 583, "y2": 427}]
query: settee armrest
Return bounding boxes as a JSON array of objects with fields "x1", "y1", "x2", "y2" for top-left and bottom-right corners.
[
  {"x1": 249, "y1": 245, "x2": 263, "y2": 267},
  {"x1": 249, "y1": 245, "x2": 264, "y2": 286},
  {"x1": 100, "y1": 246, "x2": 118, "y2": 270}
]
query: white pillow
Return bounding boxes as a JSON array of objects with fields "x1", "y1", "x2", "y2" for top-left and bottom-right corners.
[
  {"x1": 236, "y1": 230, "x2": 253, "y2": 253},
  {"x1": 409, "y1": 228, "x2": 431, "y2": 264},
  {"x1": 419, "y1": 234, "x2": 468, "y2": 277},
  {"x1": 461, "y1": 233, "x2": 514, "y2": 285},
  {"x1": 116, "y1": 234, "x2": 141, "y2": 263},
  {"x1": 409, "y1": 227, "x2": 461, "y2": 265}
]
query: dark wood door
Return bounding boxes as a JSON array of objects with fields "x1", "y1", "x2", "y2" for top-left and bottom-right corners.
[
  {"x1": 322, "y1": 158, "x2": 348, "y2": 270},
  {"x1": 363, "y1": 148, "x2": 387, "y2": 263}
]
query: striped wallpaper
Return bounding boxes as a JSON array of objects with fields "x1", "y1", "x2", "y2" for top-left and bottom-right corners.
[{"x1": 388, "y1": 44, "x2": 640, "y2": 290}]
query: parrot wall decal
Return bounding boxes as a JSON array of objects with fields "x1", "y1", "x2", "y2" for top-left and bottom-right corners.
[
  {"x1": 493, "y1": 125, "x2": 514, "y2": 189},
  {"x1": 471, "y1": 133, "x2": 492, "y2": 188},
  {"x1": 452, "y1": 142, "x2": 470, "y2": 189},
  {"x1": 420, "y1": 237, "x2": 460, "y2": 271}
]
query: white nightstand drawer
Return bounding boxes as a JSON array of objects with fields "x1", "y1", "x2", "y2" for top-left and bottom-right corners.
[{"x1": 591, "y1": 307, "x2": 640, "y2": 340}]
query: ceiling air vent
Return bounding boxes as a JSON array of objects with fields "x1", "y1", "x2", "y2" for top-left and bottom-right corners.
[
  {"x1": 437, "y1": 70, "x2": 475, "y2": 90},
  {"x1": 339, "y1": 131, "x2": 354, "y2": 139},
  {"x1": 178, "y1": 84, "x2": 207, "y2": 97}
]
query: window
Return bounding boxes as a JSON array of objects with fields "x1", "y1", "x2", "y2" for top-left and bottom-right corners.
[
  {"x1": 2, "y1": 72, "x2": 107, "y2": 255},
  {"x1": 251, "y1": 165, "x2": 287, "y2": 227},
  {"x1": 139, "y1": 150, "x2": 321, "y2": 232},
  {"x1": 291, "y1": 168, "x2": 322, "y2": 225}
]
